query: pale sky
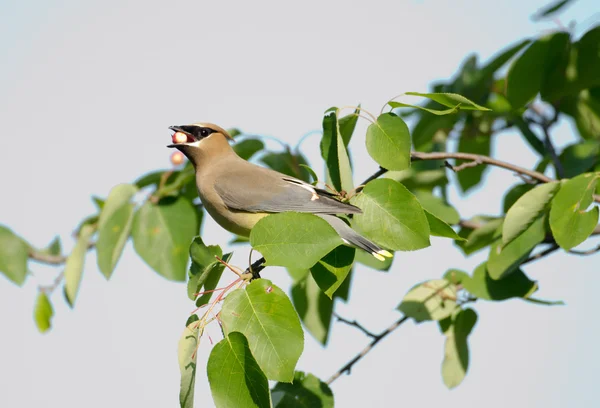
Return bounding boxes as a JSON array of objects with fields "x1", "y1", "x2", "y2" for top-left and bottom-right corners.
[{"x1": 1, "y1": 1, "x2": 599, "y2": 407}]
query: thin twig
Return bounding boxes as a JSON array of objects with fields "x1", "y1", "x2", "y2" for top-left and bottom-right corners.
[
  {"x1": 354, "y1": 167, "x2": 388, "y2": 193},
  {"x1": 522, "y1": 244, "x2": 560, "y2": 265},
  {"x1": 569, "y1": 244, "x2": 600, "y2": 256},
  {"x1": 28, "y1": 242, "x2": 95, "y2": 265},
  {"x1": 541, "y1": 126, "x2": 565, "y2": 179},
  {"x1": 38, "y1": 272, "x2": 65, "y2": 294},
  {"x1": 333, "y1": 313, "x2": 378, "y2": 339},
  {"x1": 326, "y1": 316, "x2": 409, "y2": 385},
  {"x1": 528, "y1": 105, "x2": 564, "y2": 178}
]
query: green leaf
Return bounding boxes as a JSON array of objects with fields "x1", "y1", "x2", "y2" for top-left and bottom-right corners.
[
  {"x1": 384, "y1": 167, "x2": 448, "y2": 190},
  {"x1": 64, "y1": 224, "x2": 95, "y2": 307},
  {"x1": 532, "y1": 0, "x2": 574, "y2": 20},
  {"x1": 507, "y1": 38, "x2": 547, "y2": 107},
  {"x1": 261, "y1": 151, "x2": 311, "y2": 182},
  {"x1": 503, "y1": 184, "x2": 535, "y2": 213},
  {"x1": 92, "y1": 196, "x2": 105, "y2": 211},
  {"x1": 550, "y1": 173, "x2": 600, "y2": 250},
  {"x1": 228, "y1": 128, "x2": 243, "y2": 138},
  {"x1": 488, "y1": 214, "x2": 547, "y2": 280},
  {"x1": 559, "y1": 141, "x2": 600, "y2": 178},
  {"x1": 523, "y1": 297, "x2": 565, "y2": 306},
  {"x1": 178, "y1": 317, "x2": 200, "y2": 408},
  {"x1": 456, "y1": 218, "x2": 503, "y2": 255},
  {"x1": 414, "y1": 190, "x2": 460, "y2": 224},
  {"x1": 333, "y1": 268, "x2": 353, "y2": 301},
  {"x1": 513, "y1": 117, "x2": 546, "y2": 155},
  {"x1": 565, "y1": 90, "x2": 600, "y2": 140},
  {"x1": 298, "y1": 164, "x2": 319, "y2": 185},
  {"x1": 398, "y1": 279, "x2": 457, "y2": 322},
  {"x1": 441, "y1": 308, "x2": 477, "y2": 389},
  {"x1": 403, "y1": 92, "x2": 491, "y2": 111},
  {"x1": 503, "y1": 182, "x2": 560, "y2": 246},
  {"x1": 221, "y1": 279, "x2": 304, "y2": 382},
  {"x1": 321, "y1": 108, "x2": 354, "y2": 192},
  {"x1": 409, "y1": 114, "x2": 456, "y2": 153},
  {"x1": 291, "y1": 272, "x2": 333, "y2": 345},
  {"x1": 425, "y1": 211, "x2": 465, "y2": 241},
  {"x1": 479, "y1": 39, "x2": 531, "y2": 80},
  {"x1": 351, "y1": 179, "x2": 430, "y2": 251},
  {"x1": 507, "y1": 33, "x2": 569, "y2": 108},
  {"x1": 355, "y1": 249, "x2": 394, "y2": 271},
  {"x1": 39, "y1": 236, "x2": 62, "y2": 256},
  {"x1": 366, "y1": 113, "x2": 411, "y2": 171},
  {"x1": 338, "y1": 107, "x2": 360, "y2": 147},
  {"x1": 233, "y1": 138, "x2": 265, "y2": 160},
  {"x1": 132, "y1": 197, "x2": 199, "y2": 281},
  {"x1": 207, "y1": 332, "x2": 271, "y2": 408},
  {"x1": 250, "y1": 213, "x2": 342, "y2": 269},
  {"x1": 34, "y1": 292, "x2": 54, "y2": 333},
  {"x1": 457, "y1": 132, "x2": 491, "y2": 193},
  {"x1": 540, "y1": 32, "x2": 572, "y2": 101},
  {"x1": 186, "y1": 237, "x2": 227, "y2": 305},
  {"x1": 271, "y1": 371, "x2": 334, "y2": 408},
  {"x1": 0, "y1": 225, "x2": 29, "y2": 286},
  {"x1": 310, "y1": 245, "x2": 355, "y2": 298},
  {"x1": 445, "y1": 263, "x2": 537, "y2": 301},
  {"x1": 134, "y1": 170, "x2": 167, "y2": 189},
  {"x1": 388, "y1": 101, "x2": 459, "y2": 116},
  {"x1": 96, "y1": 184, "x2": 138, "y2": 279},
  {"x1": 576, "y1": 26, "x2": 600, "y2": 90}
]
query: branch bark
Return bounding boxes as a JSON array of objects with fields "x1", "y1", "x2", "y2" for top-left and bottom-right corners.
[
  {"x1": 411, "y1": 151, "x2": 554, "y2": 183},
  {"x1": 408, "y1": 151, "x2": 599, "y2": 202},
  {"x1": 333, "y1": 313, "x2": 378, "y2": 339},
  {"x1": 28, "y1": 242, "x2": 95, "y2": 265}
]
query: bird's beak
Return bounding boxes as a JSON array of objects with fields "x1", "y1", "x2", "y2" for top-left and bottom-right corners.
[
  {"x1": 169, "y1": 125, "x2": 185, "y2": 133},
  {"x1": 167, "y1": 125, "x2": 194, "y2": 148}
]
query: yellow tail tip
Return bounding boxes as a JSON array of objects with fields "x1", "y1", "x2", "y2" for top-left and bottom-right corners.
[
  {"x1": 377, "y1": 250, "x2": 393, "y2": 258},
  {"x1": 372, "y1": 253, "x2": 386, "y2": 261}
]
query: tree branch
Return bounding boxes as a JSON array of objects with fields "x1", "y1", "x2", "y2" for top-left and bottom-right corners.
[
  {"x1": 411, "y1": 151, "x2": 600, "y2": 203},
  {"x1": 28, "y1": 243, "x2": 96, "y2": 265},
  {"x1": 569, "y1": 244, "x2": 600, "y2": 256},
  {"x1": 411, "y1": 151, "x2": 554, "y2": 183},
  {"x1": 522, "y1": 244, "x2": 560, "y2": 265},
  {"x1": 326, "y1": 316, "x2": 409, "y2": 385},
  {"x1": 333, "y1": 313, "x2": 378, "y2": 339},
  {"x1": 541, "y1": 125, "x2": 565, "y2": 179}
]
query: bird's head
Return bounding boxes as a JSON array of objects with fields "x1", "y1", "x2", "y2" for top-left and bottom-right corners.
[{"x1": 167, "y1": 122, "x2": 234, "y2": 166}]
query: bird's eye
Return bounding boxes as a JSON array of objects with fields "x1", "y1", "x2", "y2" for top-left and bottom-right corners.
[{"x1": 200, "y1": 128, "x2": 210, "y2": 137}]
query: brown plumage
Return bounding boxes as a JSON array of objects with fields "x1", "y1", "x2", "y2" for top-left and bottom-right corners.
[{"x1": 168, "y1": 122, "x2": 392, "y2": 260}]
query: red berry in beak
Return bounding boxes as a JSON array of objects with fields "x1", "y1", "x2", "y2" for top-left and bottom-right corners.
[{"x1": 172, "y1": 132, "x2": 188, "y2": 144}]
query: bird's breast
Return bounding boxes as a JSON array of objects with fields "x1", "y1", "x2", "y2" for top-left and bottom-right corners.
[{"x1": 196, "y1": 179, "x2": 267, "y2": 237}]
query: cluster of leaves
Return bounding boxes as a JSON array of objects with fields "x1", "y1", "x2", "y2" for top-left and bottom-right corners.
[{"x1": 1, "y1": 3, "x2": 599, "y2": 407}]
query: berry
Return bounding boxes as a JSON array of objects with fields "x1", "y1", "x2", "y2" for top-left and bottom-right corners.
[
  {"x1": 170, "y1": 151, "x2": 185, "y2": 166},
  {"x1": 173, "y1": 132, "x2": 188, "y2": 144}
]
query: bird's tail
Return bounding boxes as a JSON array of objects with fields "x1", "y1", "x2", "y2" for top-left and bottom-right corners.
[{"x1": 317, "y1": 214, "x2": 393, "y2": 261}]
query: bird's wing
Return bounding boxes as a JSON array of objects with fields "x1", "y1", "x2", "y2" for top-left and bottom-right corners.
[{"x1": 213, "y1": 163, "x2": 361, "y2": 215}]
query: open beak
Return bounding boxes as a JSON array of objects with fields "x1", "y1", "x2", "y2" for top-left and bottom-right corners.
[{"x1": 167, "y1": 125, "x2": 195, "y2": 148}]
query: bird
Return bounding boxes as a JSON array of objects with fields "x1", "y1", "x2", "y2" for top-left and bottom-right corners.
[{"x1": 167, "y1": 122, "x2": 392, "y2": 261}]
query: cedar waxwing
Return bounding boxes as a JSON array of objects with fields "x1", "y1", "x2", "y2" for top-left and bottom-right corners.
[{"x1": 167, "y1": 123, "x2": 392, "y2": 261}]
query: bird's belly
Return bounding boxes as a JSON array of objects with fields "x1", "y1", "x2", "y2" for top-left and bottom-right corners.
[{"x1": 198, "y1": 188, "x2": 267, "y2": 237}]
